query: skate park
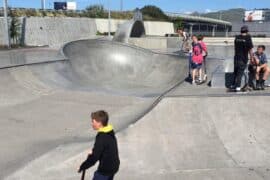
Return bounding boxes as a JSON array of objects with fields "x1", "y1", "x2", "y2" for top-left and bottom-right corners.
[{"x1": 1, "y1": 3, "x2": 270, "y2": 180}]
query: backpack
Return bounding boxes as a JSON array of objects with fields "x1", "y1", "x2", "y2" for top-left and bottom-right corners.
[{"x1": 192, "y1": 42, "x2": 203, "y2": 56}]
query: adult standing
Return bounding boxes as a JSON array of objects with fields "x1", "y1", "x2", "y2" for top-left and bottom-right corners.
[{"x1": 232, "y1": 25, "x2": 254, "y2": 91}]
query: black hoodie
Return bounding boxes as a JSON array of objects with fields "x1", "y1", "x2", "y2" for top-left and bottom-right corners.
[{"x1": 79, "y1": 125, "x2": 120, "y2": 176}]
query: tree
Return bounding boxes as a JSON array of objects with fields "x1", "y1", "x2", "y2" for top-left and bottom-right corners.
[
  {"x1": 9, "y1": 10, "x2": 21, "y2": 45},
  {"x1": 83, "y1": 5, "x2": 107, "y2": 18},
  {"x1": 140, "y1": 5, "x2": 169, "y2": 21},
  {"x1": 173, "y1": 17, "x2": 184, "y2": 30}
]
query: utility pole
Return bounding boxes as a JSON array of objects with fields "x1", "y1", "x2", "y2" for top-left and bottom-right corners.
[
  {"x1": 120, "y1": 0, "x2": 123, "y2": 11},
  {"x1": 108, "y1": 0, "x2": 111, "y2": 38},
  {"x1": 219, "y1": 11, "x2": 222, "y2": 20},
  {"x1": 41, "y1": 0, "x2": 46, "y2": 10},
  {"x1": 3, "y1": 0, "x2": 11, "y2": 48}
]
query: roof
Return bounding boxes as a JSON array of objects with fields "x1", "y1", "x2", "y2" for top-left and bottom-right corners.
[{"x1": 166, "y1": 12, "x2": 232, "y2": 26}]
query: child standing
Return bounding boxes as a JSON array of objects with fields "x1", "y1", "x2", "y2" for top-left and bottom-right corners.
[
  {"x1": 191, "y1": 35, "x2": 204, "y2": 84},
  {"x1": 78, "y1": 110, "x2": 120, "y2": 180}
]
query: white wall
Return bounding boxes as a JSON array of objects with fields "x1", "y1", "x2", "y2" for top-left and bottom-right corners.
[
  {"x1": 0, "y1": 18, "x2": 5, "y2": 46},
  {"x1": 144, "y1": 21, "x2": 174, "y2": 36},
  {"x1": 95, "y1": 18, "x2": 175, "y2": 36},
  {"x1": 0, "y1": 17, "x2": 175, "y2": 47},
  {"x1": 24, "y1": 17, "x2": 97, "y2": 47}
]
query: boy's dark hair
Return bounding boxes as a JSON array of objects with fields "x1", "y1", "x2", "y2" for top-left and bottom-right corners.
[
  {"x1": 258, "y1": 45, "x2": 266, "y2": 51},
  {"x1": 91, "y1": 110, "x2": 109, "y2": 126}
]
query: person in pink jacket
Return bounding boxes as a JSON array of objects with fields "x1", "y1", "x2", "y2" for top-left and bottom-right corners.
[{"x1": 191, "y1": 35, "x2": 204, "y2": 84}]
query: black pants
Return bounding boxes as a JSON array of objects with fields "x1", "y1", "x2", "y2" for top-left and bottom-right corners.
[
  {"x1": 234, "y1": 59, "x2": 247, "y2": 88},
  {"x1": 93, "y1": 171, "x2": 114, "y2": 180},
  {"x1": 248, "y1": 64, "x2": 257, "y2": 87}
]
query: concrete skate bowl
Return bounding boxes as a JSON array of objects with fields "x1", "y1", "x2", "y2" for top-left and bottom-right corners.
[
  {"x1": 3, "y1": 41, "x2": 270, "y2": 180},
  {"x1": 62, "y1": 39, "x2": 188, "y2": 97}
]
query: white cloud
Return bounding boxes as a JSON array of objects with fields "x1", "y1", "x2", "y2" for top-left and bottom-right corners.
[{"x1": 183, "y1": 11, "x2": 193, "y2": 15}]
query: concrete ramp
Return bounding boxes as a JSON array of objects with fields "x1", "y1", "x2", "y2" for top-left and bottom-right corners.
[
  {"x1": 6, "y1": 96, "x2": 270, "y2": 180},
  {"x1": 63, "y1": 39, "x2": 188, "y2": 96}
]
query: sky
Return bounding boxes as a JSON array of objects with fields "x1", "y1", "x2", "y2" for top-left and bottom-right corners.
[{"x1": 1, "y1": 0, "x2": 270, "y2": 13}]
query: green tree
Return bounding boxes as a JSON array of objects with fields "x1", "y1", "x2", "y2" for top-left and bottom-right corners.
[
  {"x1": 9, "y1": 11, "x2": 21, "y2": 45},
  {"x1": 141, "y1": 5, "x2": 169, "y2": 21},
  {"x1": 173, "y1": 17, "x2": 183, "y2": 30},
  {"x1": 83, "y1": 5, "x2": 107, "y2": 18}
]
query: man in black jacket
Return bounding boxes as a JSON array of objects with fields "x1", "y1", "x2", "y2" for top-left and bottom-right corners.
[
  {"x1": 233, "y1": 25, "x2": 254, "y2": 91},
  {"x1": 78, "y1": 110, "x2": 120, "y2": 180}
]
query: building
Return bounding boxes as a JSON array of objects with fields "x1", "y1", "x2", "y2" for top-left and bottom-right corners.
[
  {"x1": 231, "y1": 9, "x2": 270, "y2": 37},
  {"x1": 166, "y1": 12, "x2": 232, "y2": 37}
]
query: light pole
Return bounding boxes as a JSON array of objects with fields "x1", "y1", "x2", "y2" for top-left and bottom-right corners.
[
  {"x1": 120, "y1": 0, "x2": 123, "y2": 11},
  {"x1": 3, "y1": 0, "x2": 11, "y2": 48},
  {"x1": 41, "y1": 0, "x2": 46, "y2": 10},
  {"x1": 219, "y1": 11, "x2": 222, "y2": 20},
  {"x1": 108, "y1": 0, "x2": 111, "y2": 38}
]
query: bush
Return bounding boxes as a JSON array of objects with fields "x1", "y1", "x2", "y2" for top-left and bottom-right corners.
[
  {"x1": 141, "y1": 5, "x2": 169, "y2": 21},
  {"x1": 82, "y1": 5, "x2": 107, "y2": 18},
  {"x1": 9, "y1": 11, "x2": 21, "y2": 45}
]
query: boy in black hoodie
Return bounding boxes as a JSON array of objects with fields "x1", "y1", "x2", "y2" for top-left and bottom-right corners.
[{"x1": 78, "y1": 110, "x2": 120, "y2": 180}]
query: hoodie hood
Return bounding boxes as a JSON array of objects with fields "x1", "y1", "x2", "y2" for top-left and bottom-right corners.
[{"x1": 98, "y1": 124, "x2": 113, "y2": 133}]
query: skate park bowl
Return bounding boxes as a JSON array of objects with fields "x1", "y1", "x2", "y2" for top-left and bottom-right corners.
[
  {"x1": 62, "y1": 39, "x2": 188, "y2": 97},
  {"x1": 1, "y1": 17, "x2": 270, "y2": 179}
]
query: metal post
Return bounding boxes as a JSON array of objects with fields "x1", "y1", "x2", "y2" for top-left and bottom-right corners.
[
  {"x1": 225, "y1": 25, "x2": 229, "y2": 37},
  {"x1": 219, "y1": 11, "x2": 222, "y2": 20},
  {"x1": 189, "y1": 23, "x2": 194, "y2": 36},
  {"x1": 212, "y1": 25, "x2": 217, "y2": 37},
  {"x1": 41, "y1": 0, "x2": 46, "y2": 10},
  {"x1": 120, "y1": 0, "x2": 123, "y2": 11},
  {"x1": 3, "y1": 0, "x2": 11, "y2": 48},
  {"x1": 108, "y1": 0, "x2": 111, "y2": 38}
]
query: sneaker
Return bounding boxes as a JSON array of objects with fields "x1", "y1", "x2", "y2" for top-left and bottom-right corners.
[
  {"x1": 256, "y1": 82, "x2": 261, "y2": 90},
  {"x1": 192, "y1": 81, "x2": 196, "y2": 85},
  {"x1": 203, "y1": 74, "x2": 207, "y2": 81},
  {"x1": 236, "y1": 87, "x2": 241, "y2": 92},
  {"x1": 261, "y1": 80, "x2": 265, "y2": 90}
]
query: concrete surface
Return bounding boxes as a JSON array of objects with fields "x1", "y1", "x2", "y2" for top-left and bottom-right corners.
[
  {"x1": 0, "y1": 17, "x2": 175, "y2": 47},
  {"x1": 62, "y1": 39, "x2": 188, "y2": 96},
  {"x1": 0, "y1": 63, "x2": 158, "y2": 179},
  {"x1": 0, "y1": 37, "x2": 187, "y2": 179},
  {"x1": 1, "y1": 35, "x2": 270, "y2": 180},
  {"x1": 95, "y1": 18, "x2": 174, "y2": 36},
  {"x1": 0, "y1": 47, "x2": 66, "y2": 68},
  {"x1": 0, "y1": 17, "x2": 5, "y2": 45},
  {"x1": 5, "y1": 96, "x2": 270, "y2": 180},
  {"x1": 129, "y1": 37, "x2": 270, "y2": 50},
  {"x1": 23, "y1": 17, "x2": 97, "y2": 47}
]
